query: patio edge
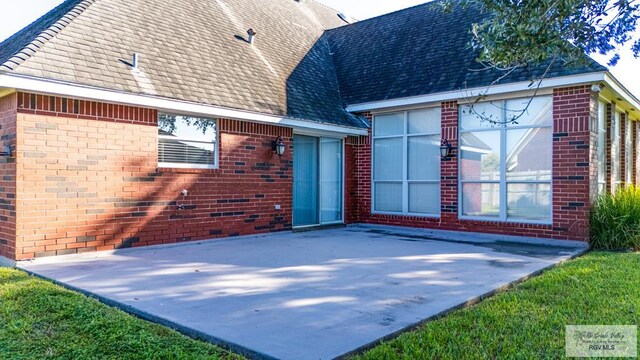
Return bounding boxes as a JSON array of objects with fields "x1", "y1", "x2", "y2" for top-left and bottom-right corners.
[
  {"x1": 16, "y1": 267, "x2": 278, "y2": 360},
  {"x1": 334, "y1": 247, "x2": 591, "y2": 359}
]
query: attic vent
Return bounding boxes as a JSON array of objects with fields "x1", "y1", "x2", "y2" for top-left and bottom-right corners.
[
  {"x1": 247, "y1": 29, "x2": 256, "y2": 44},
  {"x1": 132, "y1": 53, "x2": 139, "y2": 69},
  {"x1": 338, "y1": 13, "x2": 350, "y2": 24}
]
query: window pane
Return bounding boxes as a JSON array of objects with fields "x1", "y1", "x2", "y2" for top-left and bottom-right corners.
[
  {"x1": 506, "y1": 127, "x2": 552, "y2": 181},
  {"x1": 408, "y1": 135, "x2": 440, "y2": 181},
  {"x1": 374, "y1": 138, "x2": 403, "y2": 180},
  {"x1": 505, "y1": 96, "x2": 552, "y2": 127},
  {"x1": 460, "y1": 131, "x2": 501, "y2": 181},
  {"x1": 408, "y1": 108, "x2": 441, "y2": 134},
  {"x1": 159, "y1": 139, "x2": 215, "y2": 165},
  {"x1": 158, "y1": 115, "x2": 216, "y2": 142},
  {"x1": 409, "y1": 183, "x2": 440, "y2": 214},
  {"x1": 320, "y1": 138, "x2": 343, "y2": 223},
  {"x1": 615, "y1": 112, "x2": 621, "y2": 184},
  {"x1": 374, "y1": 182, "x2": 402, "y2": 212},
  {"x1": 460, "y1": 102, "x2": 502, "y2": 130},
  {"x1": 374, "y1": 113, "x2": 404, "y2": 137},
  {"x1": 461, "y1": 182, "x2": 500, "y2": 217},
  {"x1": 507, "y1": 183, "x2": 551, "y2": 221}
]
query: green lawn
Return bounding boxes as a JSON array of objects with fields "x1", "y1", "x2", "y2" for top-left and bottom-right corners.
[
  {"x1": 356, "y1": 251, "x2": 640, "y2": 359},
  {"x1": 1, "y1": 252, "x2": 638, "y2": 359},
  {"x1": 0, "y1": 268, "x2": 240, "y2": 360}
]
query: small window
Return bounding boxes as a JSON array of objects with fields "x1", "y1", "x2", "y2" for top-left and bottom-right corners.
[{"x1": 158, "y1": 114, "x2": 218, "y2": 169}]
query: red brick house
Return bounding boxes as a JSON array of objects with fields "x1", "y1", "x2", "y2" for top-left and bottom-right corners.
[{"x1": 0, "y1": 0, "x2": 638, "y2": 263}]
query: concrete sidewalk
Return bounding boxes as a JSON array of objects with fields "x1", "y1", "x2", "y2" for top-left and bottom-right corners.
[{"x1": 18, "y1": 225, "x2": 588, "y2": 359}]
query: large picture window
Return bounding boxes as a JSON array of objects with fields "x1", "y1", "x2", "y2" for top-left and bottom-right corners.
[
  {"x1": 459, "y1": 96, "x2": 553, "y2": 223},
  {"x1": 372, "y1": 108, "x2": 441, "y2": 216},
  {"x1": 158, "y1": 114, "x2": 218, "y2": 169}
]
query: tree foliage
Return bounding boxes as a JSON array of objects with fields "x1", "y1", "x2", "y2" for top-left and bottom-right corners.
[
  {"x1": 158, "y1": 114, "x2": 216, "y2": 134},
  {"x1": 457, "y1": 0, "x2": 640, "y2": 69},
  {"x1": 444, "y1": 0, "x2": 639, "y2": 125}
]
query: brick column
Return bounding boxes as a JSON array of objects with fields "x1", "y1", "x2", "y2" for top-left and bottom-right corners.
[
  {"x1": 552, "y1": 86, "x2": 592, "y2": 241},
  {"x1": 0, "y1": 93, "x2": 17, "y2": 262},
  {"x1": 441, "y1": 101, "x2": 458, "y2": 218}
]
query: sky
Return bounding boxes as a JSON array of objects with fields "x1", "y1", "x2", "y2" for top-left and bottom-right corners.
[{"x1": 0, "y1": 0, "x2": 638, "y2": 95}]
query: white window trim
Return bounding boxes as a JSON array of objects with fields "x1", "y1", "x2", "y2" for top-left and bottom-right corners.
[
  {"x1": 613, "y1": 111, "x2": 622, "y2": 190},
  {"x1": 597, "y1": 101, "x2": 607, "y2": 194},
  {"x1": 458, "y1": 98, "x2": 553, "y2": 225},
  {"x1": 157, "y1": 115, "x2": 219, "y2": 170},
  {"x1": 371, "y1": 109, "x2": 442, "y2": 217}
]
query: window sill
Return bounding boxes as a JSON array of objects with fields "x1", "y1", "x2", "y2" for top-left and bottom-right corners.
[
  {"x1": 459, "y1": 215, "x2": 552, "y2": 226},
  {"x1": 371, "y1": 211, "x2": 441, "y2": 219},
  {"x1": 157, "y1": 166, "x2": 221, "y2": 174}
]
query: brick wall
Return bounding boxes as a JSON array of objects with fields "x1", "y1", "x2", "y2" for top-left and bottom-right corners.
[
  {"x1": 345, "y1": 85, "x2": 596, "y2": 241},
  {"x1": 14, "y1": 92, "x2": 292, "y2": 260},
  {"x1": 0, "y1": 93, "x2": 17, "y2": 260}
]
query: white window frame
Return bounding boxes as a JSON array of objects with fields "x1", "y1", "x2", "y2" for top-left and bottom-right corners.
[
  {"x1": 158, "y1": 114, "x2": 219, "y2": 169},
  {"x1": 597, "y1": 101, "x2": 607, "y2": 194},
  {"x1": 613, "y1": 111, "x2": 622, "y2": 190},
  {"x1": 458, "y1": 97, "x2": 553, "y2": 225},
  {"x1": 371, "y1": 108, "x2": 441, "y2": 217}
]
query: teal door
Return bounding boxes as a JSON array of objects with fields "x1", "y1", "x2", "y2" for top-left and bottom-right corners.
[{"x1": 293, "y1": 135, "x2": 342, "y2": 227}]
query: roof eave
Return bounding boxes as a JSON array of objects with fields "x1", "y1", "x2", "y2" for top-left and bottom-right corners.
[
  {"x1": 346, "y1": 72, "x2": 608, "y2": 113},
  {"x1": 601, "y1": 72, "x2": 640, "y2": 121},
  {"x1": 0, "y1": 72, "x2": 368, "y2": 136}
]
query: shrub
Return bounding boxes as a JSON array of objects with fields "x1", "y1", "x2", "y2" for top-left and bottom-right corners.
[{"x1": 590, "y1": 185, "x2": 640, "y2": 250}]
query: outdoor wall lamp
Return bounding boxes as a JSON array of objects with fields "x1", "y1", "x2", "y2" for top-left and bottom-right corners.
[
  {"x1": 440, "y1": 139, "x2": 452, "y2": 159},
  {"x1": 272, "y1": 136, "x2": 286, "y2": 157},
  {"x1": 0, "y1": 145, "x2": 11, "y2": 157}
]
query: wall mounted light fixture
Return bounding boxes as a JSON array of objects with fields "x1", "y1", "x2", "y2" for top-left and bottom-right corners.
[
  {"x1": 272, "y1": 136, "x2": 286, "y2": 157},
  {"x1": 440, "y1": 139, "x2": 452, "y2": 159}
]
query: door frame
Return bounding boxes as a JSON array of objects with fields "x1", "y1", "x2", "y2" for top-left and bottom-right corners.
[{"x1": 292, "y1": 132, "x2": 346, "y2": 228}]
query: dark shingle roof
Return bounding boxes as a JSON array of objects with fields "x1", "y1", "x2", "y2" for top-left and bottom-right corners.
[
  {"x1": 326, "y1": 1, "x2": 607, "y2": 106},
  {"x1": 0, "y1": 0, "x2": 365, "y2": 128},
  {"x1": 0, "y1": 0, "x2": 607, "y2": 129}
]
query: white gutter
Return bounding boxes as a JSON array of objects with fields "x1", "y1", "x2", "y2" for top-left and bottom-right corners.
[
  {"x1": 0, "y1": 73, "x2": 368, "y2": 136},
  {"x1": 346, "y1": 72, "x2": 607, "y2": 112},
  {"x1": 603, "y1": 73, "x2": 640, "y2": 116}
]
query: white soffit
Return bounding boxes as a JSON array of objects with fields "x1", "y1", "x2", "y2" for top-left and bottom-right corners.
[{"x1": 0, "y1": 72, "x2": 368, "y2": 136}]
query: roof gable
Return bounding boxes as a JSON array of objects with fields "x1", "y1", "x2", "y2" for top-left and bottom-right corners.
[
  {"x1": 326, "y1": 1, "x2": 607, "y2": 106},
  {"x1": 0, "y1": 0, "x2": 365, "y2": 128}
]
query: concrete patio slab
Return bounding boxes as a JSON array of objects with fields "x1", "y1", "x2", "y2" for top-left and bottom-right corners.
[{"x1": 17, "y1": 225, "x2": 588, "y2": 360}]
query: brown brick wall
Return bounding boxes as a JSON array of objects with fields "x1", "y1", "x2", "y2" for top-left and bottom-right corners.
[
  {"x1": 345, "y1": 86, "x2": 596, "y2": 241},
  {"x1": 0, "y1": 93, "x2": 17, "y2": 260},
  {"x1": 14, "y1": 93, "x2": 292, "y2": 260}
]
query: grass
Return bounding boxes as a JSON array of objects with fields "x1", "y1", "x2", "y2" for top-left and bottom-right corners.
[
  {"x1": 0, "y1": 268, "x2": 241, "y2": 360},
  {"x1": 1, "y1": 252, "x2": 638, "y2": 359},
  {"x1": 356, "y1": 251, "x2": 640, "y2": 359}
]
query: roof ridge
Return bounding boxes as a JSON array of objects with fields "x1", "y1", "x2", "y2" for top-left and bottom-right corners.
[
  {"x1": 0, "y1": 0, "x2": 97, "y2": 71},
  {"x1": 326, "y1": 0, "x2": 441, "y2": 32}
]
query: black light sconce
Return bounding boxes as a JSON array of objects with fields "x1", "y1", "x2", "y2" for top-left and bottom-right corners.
[
  {"x1": 0, "y1": 145, "x2": 11, "y2": 157},
  {"x1": 272, "y1": 136, "x2": 286, "y2": 157},
  {"x1": 440, "y1": 139, "x2": 452, "y2": 159}
]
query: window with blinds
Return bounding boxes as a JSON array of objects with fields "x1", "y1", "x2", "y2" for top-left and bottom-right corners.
[{"x1": 158, "y1": 114, "x2": 217, "y2": 169}]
